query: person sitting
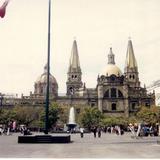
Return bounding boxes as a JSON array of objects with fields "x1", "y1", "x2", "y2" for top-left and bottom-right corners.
[{"x1": 23, "y1": 127, "x2": 32, "y2": 135}]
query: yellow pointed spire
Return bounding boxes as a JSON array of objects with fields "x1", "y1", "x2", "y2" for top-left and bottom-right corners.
[
  {"x1": 69, "y1": 39, "x2": 81, "y2": 70},
  {"x1": 125, "y1": 39, "x2": 138, "y2": 70}
]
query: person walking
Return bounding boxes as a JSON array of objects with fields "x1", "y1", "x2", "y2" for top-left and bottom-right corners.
[
  {"x1": 93, "y1": 126, "x2": 97, "y2": 138},
  {"x1": 80, "y1": 127, "x2": 84, "y2": 138},
  {"x1": 0, "y1": 127, "x2": 3, "y2": 135},
  {"x1": 97, "y1": 127, "x2": 101, "y2": 138},
  {"x1": 7, "y1": 127, "x2": 10, "y2": 136},
  {"x1": 12, "y1": 121, "x2": 16, "y2": 132}
]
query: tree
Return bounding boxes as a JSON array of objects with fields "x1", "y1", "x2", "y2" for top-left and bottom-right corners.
[
  {"x1": 79, "y1": 107, "x2": 103, "y2": 130},
  {"x1": 13, "y1": 106, "x2": 42, "y2": 126},
  {"x1": 128, "y1": 116, "x2": 138, "y2": 125},
  {"x1": 0, "y1": 104, "x2": 61, "y2": 129},
  {"x1": 102, "y1": 116, "x2": 116, "y2": 126},
  {"x1": 102, "y1": 116, "x2": 128, "y2": 127},
  {"x1": 0, "y1": 108, "x2": 16, "y2": 124},
  {"x1": 136, "y1": 106, "x2": 159, "y2": 125},
  {"x1": 58, "y1": 105, "x2": 69, "y2": 125},
  {"x1": 40, "y1": 102, "x2": 60, "y2": 129}
]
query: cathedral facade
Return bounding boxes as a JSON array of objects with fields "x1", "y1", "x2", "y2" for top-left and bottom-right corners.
[{"x1": 12, "y1": 39, "x2": 155, "y2": 117}]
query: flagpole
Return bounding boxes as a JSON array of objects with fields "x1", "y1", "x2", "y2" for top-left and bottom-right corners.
[{"x1": 45, "y1": 0, "x2": 51, "y2": 134}]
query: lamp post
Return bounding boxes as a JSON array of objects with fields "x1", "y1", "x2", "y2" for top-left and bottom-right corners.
[{"x1": 44, "y1": 0, "x2": 51, "y2": 134}]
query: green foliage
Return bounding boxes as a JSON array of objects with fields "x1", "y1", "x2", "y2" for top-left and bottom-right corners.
[
  {"x1": 0, "y1": 103, "x2": 63, "y2": 129},
  {"x1": 29, "y1": 120, "x2": 44, "y2": 128},
  {"x1": 128, "y1": 116, "x2": 138, "y2": 125},
  {"x1": 0, "y1": 104, "x2": 159, "y2": 130},
  {"x1": 102, "y1": 116, "x2": 128, "y2": 126},
  {"x1": 0, "y1": 106, "x2": 43, "y2": 127},
  {"x1": 0, "y1": 108, "x2": 16, "y2": 124},
  {"x1": 102, "y1": 117, "x2": 114, "y2": 126},
  {"x1": 40, "y1": 102, "x2": 60, "y2": 129},
  {"x1": 12, "y1": 106, "x2": 42, "y2": 126},
  {"x1": 48, "y1": 103, "x2": 60, "y2": 128},
  {"x1": 79, "y1": 107, "x2": 103, "y2": 129},
  {"x1": 136, "y1": 106, "x2": 160, "y2": 125},
  {"x1": 58, "y1": 105, "x2": 69, "y2": 125}
]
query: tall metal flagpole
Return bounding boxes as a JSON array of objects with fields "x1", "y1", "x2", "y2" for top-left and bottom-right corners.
[{"x1": 45, "y1": 0, "x2": 51, "y2": 134}]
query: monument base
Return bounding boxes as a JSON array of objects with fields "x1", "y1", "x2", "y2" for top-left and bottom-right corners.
[
  {"x1": 18, "y1": 135, "x2": 71, "y2": 143},
  {"x1": 66, "y1": 123, "x2": 77, "y2": 131}
]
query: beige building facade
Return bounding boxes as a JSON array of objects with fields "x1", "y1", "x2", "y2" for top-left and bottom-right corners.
[{"x1": 4, "y1": 39, "x2": 155, "y2": 117}]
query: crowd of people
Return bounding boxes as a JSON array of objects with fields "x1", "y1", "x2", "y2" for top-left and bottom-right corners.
[
  {"x1": 0, "y1": 121, "x2": 32, "y2": 136},
  {"x1": 128, "y1": 123, "x2": 159, "y2": 137},
  {"x1": 79, "y1": 125, "x2": 125, "y2": 138},
  {"x1": 0, "y1": 121, "x2": 159, "y2": 138},
  {"x1": 0, "y1": 121, "x2": 17, "y2": 136},
  {"x1": 79, "y1": 124, "x2": 159, "y2": 138}
]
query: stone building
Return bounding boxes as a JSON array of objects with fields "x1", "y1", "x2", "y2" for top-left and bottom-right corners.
[{"x1": 5, "y1": 39, "x2": 155, "y2": 117}]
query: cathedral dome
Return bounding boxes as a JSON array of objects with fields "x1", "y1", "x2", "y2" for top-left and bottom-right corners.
[
  {"x1": 34, "y1": 65, "x2": 58, "y2": 97},
  {"x1": 101, "y1": 64, "x2": 122, "y2": 76},
  {"x1": 35, "y1": 64, "x2": 58, "y2": 85},
  {"x1": 36, "y1": 73, "x2": 58, "y2": 85},
  {"x1": 101, "y1": 47, "x2": 122, "y2": 77}
]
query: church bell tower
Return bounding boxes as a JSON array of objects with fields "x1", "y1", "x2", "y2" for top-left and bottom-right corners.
[
  {"x1": 124, "y1": 39, "x2": 140, "y2": 87},
  {"x1": 66, "y1": 40, "x2": 83, "y2": 95}
]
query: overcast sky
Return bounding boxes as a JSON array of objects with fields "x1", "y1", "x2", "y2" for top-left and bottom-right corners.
[{"x1": 0, "y1": 0, "x2": 160, "y2": 96}]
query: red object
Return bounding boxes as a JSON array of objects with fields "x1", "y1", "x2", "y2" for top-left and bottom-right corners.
[{"x1": 0, "y1": 0, "x2": 9, "y2": 18}]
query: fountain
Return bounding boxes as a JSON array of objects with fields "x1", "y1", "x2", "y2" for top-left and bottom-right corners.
[{"x1": 67, "y1": 107, "x2": 77, "y2": 132}]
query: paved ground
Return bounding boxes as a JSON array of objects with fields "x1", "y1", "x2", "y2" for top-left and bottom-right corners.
[{"x1": 0, "y1": 132, "x2": 160, "y2": 158}]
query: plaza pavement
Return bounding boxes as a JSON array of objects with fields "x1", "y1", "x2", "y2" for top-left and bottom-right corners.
[{"x1": 0, "y1": 132, "x2": 160, "y2": 158}]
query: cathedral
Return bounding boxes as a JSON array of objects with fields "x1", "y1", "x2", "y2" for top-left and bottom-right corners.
[{"x1": 10, "y1": 39, "x2": 155, "y2": 117}]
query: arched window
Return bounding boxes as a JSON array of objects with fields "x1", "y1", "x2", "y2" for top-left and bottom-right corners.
[
  {"x1": 110, "y1": 75, "x2": 116, "y2": 81},
  {"x1": 69, "y1": 87, "x2": 74, "y2": 94},
  {"x1": 132, "y1": 103, "x2": 136, "y2": 110},
  {"x1": 40, "y1": 87, "x2": 43, "y2": 94},
  {"x1": 104, "y1": 90, "x2": 109, "y2": 98},
  {"x1": 91, "y1": 103, "x2": 95, "y2": 107},
  {"x1": 112, "y1": 103, "x2": 116, "y2": 110},
  {"x1": 111, "y1": 88, "x2": 116, "y2": 98},
  {"x1": 76, "y1": 108, "x2": 80, "y2": 114},
  {"x1": 132, "y1": 75, "x2": 135, "y2": 79}
]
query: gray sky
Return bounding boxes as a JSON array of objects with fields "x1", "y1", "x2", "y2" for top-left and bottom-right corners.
[{"x1": 0, "y1": 0, "x2": 160, "y2": 96}]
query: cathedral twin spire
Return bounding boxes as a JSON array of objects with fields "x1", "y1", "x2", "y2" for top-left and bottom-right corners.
[
  {"x1": 66, "y1": 39, "x2": 83, "y2": 95},
  {"x1": 66, "y1": 38, "x2": 139, "y2": 95},
  {"x1": 124, "y1": 39, "x2": 140, "y2": 86},
  {"x1": 68, "y1": 39, "x2": 81, "y2": 72},
  {"x1": 125, "y1": 39, "x2": 138, "y2": 72},
  {"x1": 69, "y1": 38, "x2": 138, "y2": 74}
]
